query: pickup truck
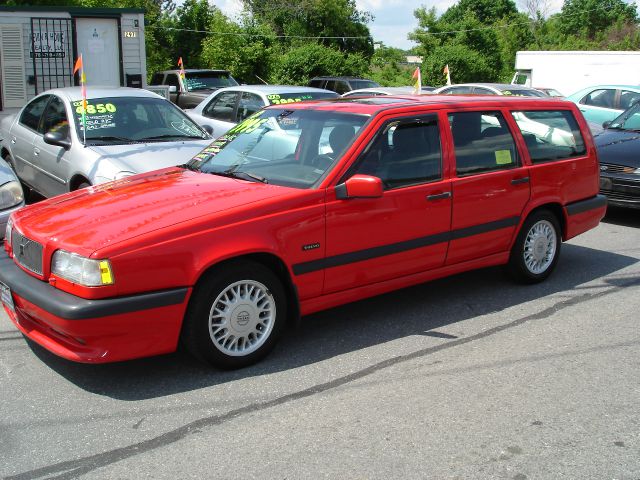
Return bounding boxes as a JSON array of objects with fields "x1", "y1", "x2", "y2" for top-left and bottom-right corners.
[{"x1": 149, "y1": 69, "x2": 239, "y2": 109}]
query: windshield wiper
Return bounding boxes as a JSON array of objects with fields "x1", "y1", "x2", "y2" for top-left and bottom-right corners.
[
  {"x1": 209, "y1": 170, "x2": 267, "y2": 183},
  {"x1": 88, "y1": 135, "x2": 135, "y2": 143},
  {"x1": 138, "y1": 134, "x2": 205, "y2": 141}
]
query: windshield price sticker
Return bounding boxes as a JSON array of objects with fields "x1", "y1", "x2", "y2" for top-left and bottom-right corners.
[
  {"x1": 228, "y1": 117, "x2": 268, "y2": 135},
  {"x1": 267, "y1": 94, "x2": 314, "y2": 105},
  {"x1": 73, "y1": 101, "x2": 117, "y2": 115}
]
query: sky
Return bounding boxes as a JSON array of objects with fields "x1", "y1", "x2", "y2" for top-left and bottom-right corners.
[{"x1": 212, "y1": 0, "x2": 639, "y2": 50}]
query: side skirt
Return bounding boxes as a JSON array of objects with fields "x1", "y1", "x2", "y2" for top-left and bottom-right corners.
[{"x1": 299, "y1": 251, "x2": 510, "y2": 316}]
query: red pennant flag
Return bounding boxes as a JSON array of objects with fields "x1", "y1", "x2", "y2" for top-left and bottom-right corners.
[{"x1": 73, "y1": 55, "x2": 83, "y2": 75}]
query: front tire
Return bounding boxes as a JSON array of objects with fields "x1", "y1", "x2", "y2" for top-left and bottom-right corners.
[
  {"x1": 181, "y1": 261, "x2": 287, "y2": 369},
  {"x1": 508, "y1": 210, "x2": 561, "y2": 284}
]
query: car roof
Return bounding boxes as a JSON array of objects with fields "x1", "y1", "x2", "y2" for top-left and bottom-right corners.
[
  {"x1": 263, "y1": 94, "x2": 567, "y2": 115},
  {"x1": 310, "y1": 76, "x2": 374, "y2": 80},
  {"x1": 343, "y1": 87, "x2": 416, "y2": 96},
  {"x1": 442, "y1": 83, "x2": 540, "y2": 91},
  {"x1": 211, "y1": 85, "x2": 337, "y2": 95},
  {"x1": 37, "y1": 86, "x2": 163, "y2": 102}
]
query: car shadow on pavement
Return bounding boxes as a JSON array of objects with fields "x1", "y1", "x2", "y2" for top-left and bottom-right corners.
[
  {"x1": 602, "y1": 206, "x2": 640, "y2": 228},
  {"x1": 25, "y1": 242, "x2": 639, "y2": 400}
]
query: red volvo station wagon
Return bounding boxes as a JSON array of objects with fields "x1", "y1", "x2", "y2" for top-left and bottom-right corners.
[{"x1": 0, "y1": 95, "x2": 606, "y2": 368}]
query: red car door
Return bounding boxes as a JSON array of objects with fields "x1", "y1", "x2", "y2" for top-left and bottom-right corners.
[
  {"x1": 322, "y1": 114, "x2": 452, "y2": 294},
  {"x1": 445, "y1": 110, "x2": 531, "y2": 265}
]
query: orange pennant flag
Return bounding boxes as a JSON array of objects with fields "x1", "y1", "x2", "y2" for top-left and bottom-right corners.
[{"x1": 73, "y1": 55, "x2": 83, "y2": 75}]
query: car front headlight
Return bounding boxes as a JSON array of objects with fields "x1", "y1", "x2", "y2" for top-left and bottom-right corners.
[
  {"x1": 51, "y1": 250, "x2": 114, "y2": 286},
  {"x1": 0, "y1": 181, "x2": 24, "y2": 210}
]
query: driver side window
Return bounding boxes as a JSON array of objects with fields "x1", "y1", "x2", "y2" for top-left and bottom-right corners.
[{"x1": 352, "y1": 116, "x2": 442, "y2": 189}]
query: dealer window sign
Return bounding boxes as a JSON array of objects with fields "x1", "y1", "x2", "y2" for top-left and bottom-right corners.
[{"x1": 30, "y1": 31, "x2": 66, "y2": 58}]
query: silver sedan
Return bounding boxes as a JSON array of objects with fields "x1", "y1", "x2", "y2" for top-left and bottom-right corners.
[
  {"x1": 0, "y1": 87, "x2": 212, "y2": 198},
  {"x1": 0, "y1": 157, "x2": 24, "y2": 238},
  {"x1": 186, "y1": 85, "x2": 338, "y2": 139}
]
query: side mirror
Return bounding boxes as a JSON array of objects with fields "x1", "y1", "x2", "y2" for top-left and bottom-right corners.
[
  {"x1": 602, "y1": 121, "x2": 611, "y2": 129},
  {"x1": 201, "y1": 124, "x2": 214, "y2": 135},
  {"x1": 43, "y1": 131, "x2": 71, "y2": 150},
  {"x1": 335, "y1": 174, "x2": 383, "y2": 199},
  {"x1": 168, "y1": 85, "x2": 177, "y2": 93}
]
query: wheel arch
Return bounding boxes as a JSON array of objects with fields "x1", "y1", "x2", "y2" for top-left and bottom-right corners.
[
  {"x1": 189, "y1": 252, "x2": 301, "y2": 330},
  {"x1": 518, "y1": 201, "x2": 566, "y2": 242},
  {"x1": 69, "y1": 174, "x2": 91, "y2": 191}
]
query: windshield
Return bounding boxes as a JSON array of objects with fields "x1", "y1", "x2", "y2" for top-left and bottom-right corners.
[
  {"x1": 265, "y1": 92, "x2": 338, "y2": 105},
  {"x1": 73, "y1": 96, "x2": 208, "y2": 144},
  {"x1": 187, "y1": 109, "x2": 369, "y2": 188},
  {"x1": 184, "y1": 72, "x2": 239, "y2": 91},
  {"x1": 609, "y1": 102, "x2": 640, "y2": 130},
  {"x1": 350, "y1": 80, "x2": 380, "y2": 90}
]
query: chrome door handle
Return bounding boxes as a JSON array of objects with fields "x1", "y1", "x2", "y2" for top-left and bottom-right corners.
[
  {"x1": 11, "y1": 137, "x2": 16, "y2": 144},
  {"x1": 427, "y1": 192, "x2": 451, "y2": 201},
  {"x1": 33, "y1": 148, "x2": 40, "y2": 156}
]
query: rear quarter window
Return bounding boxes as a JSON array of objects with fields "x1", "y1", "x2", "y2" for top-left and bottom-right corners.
[{"x1": 512, "y1": 110, "x2": 586, "y2": 163}]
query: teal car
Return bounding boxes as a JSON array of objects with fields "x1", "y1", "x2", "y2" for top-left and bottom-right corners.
[{"x1": 567, "y1": 85, "x2": 640, "y2": 132}]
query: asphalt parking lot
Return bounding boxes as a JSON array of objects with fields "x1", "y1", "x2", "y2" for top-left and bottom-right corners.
[{"x1": 1, "y1": 207, "x2": 639, "y2": 480}]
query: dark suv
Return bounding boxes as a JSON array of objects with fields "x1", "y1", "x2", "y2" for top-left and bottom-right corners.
[
  {"x1": 149, "y1": 69, "x2": 239, "y2": 109},
  {"x1": 308, "y1": 76, "x2": 380, "y2": 95}
]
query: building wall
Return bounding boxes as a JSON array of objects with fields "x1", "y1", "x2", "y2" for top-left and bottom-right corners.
[{"x1": 0, "y1": 9, "x2": 147, "y2": 110}]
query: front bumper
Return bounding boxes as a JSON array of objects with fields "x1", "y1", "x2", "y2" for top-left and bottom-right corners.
[
  {"x1": 0, "y1": 250, "x2": 191, "y2": 363},
  {"x1": 600, "y1": 174, "x2": 640, "y2": 209}
]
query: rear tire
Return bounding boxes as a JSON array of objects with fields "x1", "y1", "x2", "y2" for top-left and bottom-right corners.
[
  {"x1": 508, "y1": 210, "x2": 561, "y2": 284},
  {"x1": 181, "y1": 261, "x2": 287, "y2": 369}
]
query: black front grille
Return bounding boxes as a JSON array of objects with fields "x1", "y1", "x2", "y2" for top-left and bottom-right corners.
[
  {"x1": 600, "y1": 163, "x2": 637, "y2": 174},
  {"x1": 11, "y1": 230, "x2": 43, "y2": 275}
]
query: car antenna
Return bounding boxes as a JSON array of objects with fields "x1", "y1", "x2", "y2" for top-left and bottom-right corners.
[{"x1": 255, "y1": 75, "x2": 268, "y2": 85}]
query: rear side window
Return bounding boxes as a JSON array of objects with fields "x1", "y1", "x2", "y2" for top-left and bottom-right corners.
[
  {"x1": 449, "y1": 111, "x2": 518, "y2": 176},
  {"x1": 203, "y1": 92, "x2": 239, "y2": 121},
  {"x1": 512, "y1": 110, "x2": 586, "y2": 163},
  {"x1": 581, "y1": 89, "x2": 615, "y2": 108},
  {"x1": 619, "y1": 90, "x2": 640, "y2": 110}
]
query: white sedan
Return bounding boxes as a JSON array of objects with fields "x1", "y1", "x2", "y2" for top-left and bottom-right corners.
[
  {"x1": 0, "y1": 87, "x2": 212, "y2": 198},
  {"x1": 186, "y1": 85, "x2": 338, "y2": 139}
]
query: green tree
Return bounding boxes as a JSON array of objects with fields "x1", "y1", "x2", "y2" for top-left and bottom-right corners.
[
  {"x1": 559, "y1": 0, "x2": 638, "y2": 39},
  {"x1": 200, "y1": 11, "x2": 277, "y2": 83},
  {"x1": 242, "y1": 0, "x2": 374, "y2": 57},
  {"x1": 269, "y1": 43, "x2": 368, "y2": 84}
]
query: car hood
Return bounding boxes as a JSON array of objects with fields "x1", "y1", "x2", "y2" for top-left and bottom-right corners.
[
  {"x1": 594, "y1": 129, "x2": 640, "y2": 167},
  {"x1": 12, "y1": 167, "x2": 295, "y2": 256},
  {"x1": 89, "y1": 140, "x2": 211, "y2": 174}
]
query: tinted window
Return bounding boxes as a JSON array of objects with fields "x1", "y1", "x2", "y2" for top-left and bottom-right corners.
[
  {"x1": 308, "y1": 79, "x2": 325, "y2": 89},
  {"x1": 582, "y1": 89, "x2": 615, "y2": 108},
  {"x1": 203, "y1": 92, "x2": 239, "y2": 121},
  {"x1": 41, "y1": 96, "x2": 69, "y2": 137},
  {"x1": 513, "y1": 110, "x2": 586, "y2": 163},
  {"x1": 149, "y1": 73, "x2": 164, "y2": 85},
  {"x1": 237, "y1": 92, "x2": 264, "y2": 122},
  {"x1": 473, "y1": 87, "x2": 496, "y2": 95},
  {"x1": 449, "y1": 111, "x2": 518, "y2": 175},
  {"x1": 443, "y1": 86, "x2": 474, "y2": 94},
  {"x1": 353, "y1": 116, "x2": 442, "y2": 189},
  {"x1": 619, "y1": 90, "x2": 640, "y2": 110},
  {"x1": 165, "y1": 74, "x2": 181, "y2": 88},
  {"x1": 349, "y1": 80, "x2": 380, "y2": 90},
  {"x1": 500, "y1": 89, "x2": 546, "y2": 97},
  {"x1": 19, "y1": 95, "x2": 50, "y2": 131}
]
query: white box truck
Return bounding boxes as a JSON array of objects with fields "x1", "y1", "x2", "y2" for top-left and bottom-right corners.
[{"x1": 512, "y1": 51, "x2": 640, "y2": 96}]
